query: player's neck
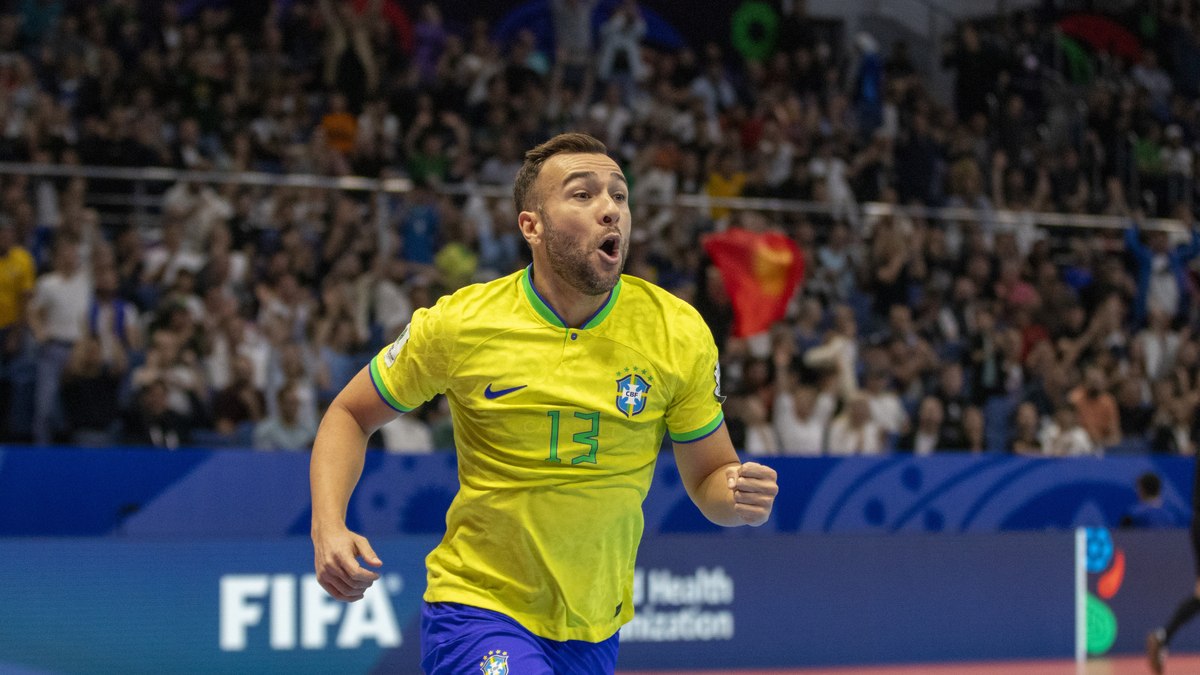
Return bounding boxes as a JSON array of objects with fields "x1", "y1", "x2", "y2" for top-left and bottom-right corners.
[{"x1": 529, "y1": 263, "x2": 608, "y2": 329}]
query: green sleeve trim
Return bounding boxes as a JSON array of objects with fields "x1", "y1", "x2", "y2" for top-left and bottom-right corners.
[
  {"x1": 368, "y1": 356, "x2": 413, "y2": 413},
  {"x1": 670, "y1": 412, "x2": 725, "y2": 443}
]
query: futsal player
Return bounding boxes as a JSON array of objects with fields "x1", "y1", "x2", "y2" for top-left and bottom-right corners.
[
  {"x1": 310, "y1": 132, "x2": 779, "y2": 674},
  {"x1": 1147, "y1": 458, "x2": 1200, "y2": 673}
]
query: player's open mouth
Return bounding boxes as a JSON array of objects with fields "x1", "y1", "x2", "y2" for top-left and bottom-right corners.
[{"x1": 598, "y1": 234, "x2": 621, "y2": 264}]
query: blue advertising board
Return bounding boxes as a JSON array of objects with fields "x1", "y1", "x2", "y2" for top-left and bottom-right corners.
[
  {"x1": 0, "y1": 532, "x2": 1077, "y2": 673},
  {"x1": 0, "y1": 447, "x2": 1191, "y2": 538}
]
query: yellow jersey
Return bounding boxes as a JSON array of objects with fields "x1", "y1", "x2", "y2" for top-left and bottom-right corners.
[
  {"x1": 0, "y1": 245, "x2": 35, "y2": 329},
  {"x1": 369, "y1": 266, "x2": 724, "y2": 642}
]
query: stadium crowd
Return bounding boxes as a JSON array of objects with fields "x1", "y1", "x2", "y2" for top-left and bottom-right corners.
[{"x1": 0, "y1": 0, "x2": 1198, "y2": 456}]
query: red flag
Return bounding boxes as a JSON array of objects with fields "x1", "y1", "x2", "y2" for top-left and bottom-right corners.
[{"x1": 702, "y1": 228, "x2": 804, "y2": 337}]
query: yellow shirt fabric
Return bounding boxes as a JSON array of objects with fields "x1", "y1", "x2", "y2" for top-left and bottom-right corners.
[
  {"x1": 705, "y1": 170, "x2": 746, "y2": 219},
  {"x1": 369, "y1": 266, "x2": 724, "y2": 641},
  {"x1": 0, "y1": 245, "x2": 35, "y2": 328}
]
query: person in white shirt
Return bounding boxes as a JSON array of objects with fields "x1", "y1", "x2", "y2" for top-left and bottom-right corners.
[
  {"x1": 774, "y1": 384, "x2": 835, "y2": 455},
  {"x1": 740, "y1": 394, "x2": 781, "y2": 456},
  {"x1": 597, "y1": 0, "x2": 647, "y2": 83},
  {"x1": 827, "y1": 394, "x2": 884, "y2": 455},
  {"x1": 898, "y1": 396, "x2": 949, "y2": 456},
  {"x1": 771, "y1": 345, "x2": 835, "y2": 455},
  {"x1": 1039, "y1": 404, "x2": 1096, "y2": 457},
  {"x1": 380, "y1": 411, "x2": 436, "y2": 453},
  {"x1": 863, "y1": 368, "x2": 910, "y2": 440},
  {"x1": 27, "y1": 237, "x2": 91, "y2": 444},
  {"x1": 1135, "y1": 308, "x2": 1181, "y2": 382},
  {"x1": 804, "y1": 304, "x2": 860, "y2": 400}
]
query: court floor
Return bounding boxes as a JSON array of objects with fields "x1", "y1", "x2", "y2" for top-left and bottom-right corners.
[{"x1": 620, "y1": 653, "x2": 1200, "y2": 674}]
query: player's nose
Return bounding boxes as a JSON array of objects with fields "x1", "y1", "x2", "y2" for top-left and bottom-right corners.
[{"x1": 598, "y1": 194, "x2": 621, "y2": 224}]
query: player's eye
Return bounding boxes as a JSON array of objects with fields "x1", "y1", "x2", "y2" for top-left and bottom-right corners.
[
  {"x1": 573, "y1": 191, "x2": 591, "y2": 200},
  {"x1": 612, "y1": 192, "x2": 628, "y2": 203}
]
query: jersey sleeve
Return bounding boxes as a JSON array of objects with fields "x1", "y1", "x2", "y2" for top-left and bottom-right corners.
[
  {"x1": 368, "y1": 295, "x2": 459, "y2": 413},
  {"x1": 664, "y1": 303, "x2": 726, "y2": 443}
]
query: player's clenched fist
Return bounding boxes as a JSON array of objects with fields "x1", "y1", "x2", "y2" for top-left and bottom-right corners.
[
  {"x1": 312, "y1": 526, "x2": 383, "y2": 602},
  {"x1": 725, "y1": 462, "x2": 779, "y2": 526}
]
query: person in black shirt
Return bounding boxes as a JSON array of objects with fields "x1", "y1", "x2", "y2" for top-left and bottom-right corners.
[
  {"x1": 1148, "y1": 458, "x2": 1200, "y2": 673},
  {"x1": 60, "y1": 336, "x2": 125, "y2": 446}
]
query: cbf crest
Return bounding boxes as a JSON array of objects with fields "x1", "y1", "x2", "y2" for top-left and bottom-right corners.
[
  {"x1": 479, "y1": 649, "x2": 508, "y2": 675},
  {"x1": 616, "y1": 370, "x2": 652, "y2": 417}
]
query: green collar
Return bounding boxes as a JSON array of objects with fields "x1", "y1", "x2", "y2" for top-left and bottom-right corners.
[{"x1": 520, "y1": 265, "x2": 622, "y2": 330}]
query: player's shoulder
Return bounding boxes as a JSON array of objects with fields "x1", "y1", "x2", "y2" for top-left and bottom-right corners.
[{"x1": 426, "y1": 268, "x2": 524, "y2": 315}]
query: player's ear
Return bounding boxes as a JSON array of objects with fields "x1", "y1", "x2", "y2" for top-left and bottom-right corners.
[{"x1": 518, "y1": 209, "x2": 542, "y2": 246}]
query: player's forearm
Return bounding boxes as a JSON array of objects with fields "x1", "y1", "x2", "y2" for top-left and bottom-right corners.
[
  {"x1": 310, "y1": 403, "x2": 372, "y2": 534},
  {"x1": 692, "y1": 462, "x2": 744, "y2": 527}
]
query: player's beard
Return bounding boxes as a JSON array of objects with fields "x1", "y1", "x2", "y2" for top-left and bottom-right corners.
[{"x1": 541, "y1": 211, "x2": 627, "y2": 296}]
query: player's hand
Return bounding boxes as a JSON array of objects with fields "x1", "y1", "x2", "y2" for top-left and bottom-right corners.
[
  {"x1": 312, "y1": 526, "x2": 382, "y2": 602},
  {"x1": 725, "y1": 462, "x2": 778, "y2": 527}
]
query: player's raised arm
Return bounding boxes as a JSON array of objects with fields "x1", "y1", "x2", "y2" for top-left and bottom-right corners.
[
  {"x1": 674, "y1": 423, "x2": 779, "y2": 527},
  {"x1": 310, "y1": 365, "x2": 399, "y2": 601}
]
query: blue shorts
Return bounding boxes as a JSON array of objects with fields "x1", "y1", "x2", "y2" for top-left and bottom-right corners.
[{"x1": 420, "y1": 602, "x2": 620, "y2": 675}]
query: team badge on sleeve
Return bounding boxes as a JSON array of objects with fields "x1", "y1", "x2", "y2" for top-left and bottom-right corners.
[
  {"x1": 616, "y1": 373, "x2": 651, "y2": 417},
  {"x1": 383, "y1": 324, "x2": 410, "y2": 368},
  {"x1": 479, "y1": 650, "x2": 509, "y2": 675}
]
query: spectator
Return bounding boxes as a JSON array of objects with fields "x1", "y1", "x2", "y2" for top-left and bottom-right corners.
[
  {"x1": 897, "y1": 396, "x2": 955, "y2": 455},
  {"x1": 27, "y1": 236, "x2": 91, "y2": 445},
  {"x1": 130, "y1": 328, "x2": 209, "y2": 425},
  {"x1": 1115, "y1": 375, "x2": 1154, "y2": 442},
  {"x1": 804, "y1": 304, "x2": 859, "y2": 400},
  {"x1": 1135, "y1": 308, "x2": 1182, "y2": 382},
  {"x1": 1162, "y1": 130, "x2": 1194, "y2": 214},
  {"x1": 1068, "y1": 366, "x2": 1122, "y2": 449},
  {"x1": 253, "y1": 385, "x2": 318, "y2": 451},
  {"x1": 772, "y1": 344, "x2": 835, "y2": 455},
  {"x1": 704, "y1": 149, "x2": 745, "y2": 221},
  {"x1": 1151, "y1": 395, "x2": 1197, "y2": 455},
  {"x1": 597, "y1": 0, "x2": 646, "y2": 83},
  {"x1": 962, "y1": 405, "x2": 986, "y2": 453},
  {"x1": 320, "y1": 92, "x2": 357, "y2": 158},
  {"x1": 123, "y1": 379, "x2": 191, "y2": 450},
  {"x1": 0, "y1": 221, "x2": 35, "y2": 440},
  {"x1": 740, "y1": 395, "x2": 780, "y2": 456},
  {"x1": 827, "y1": 393, "x2": 883, "y2": 455},
  {"x1": 60, "y1": 335, "x2": 125, "y2": 446},
  {"x1": 211, "y1": 354, "x2": 266, "y2": 437},
  {"x1": 1124, "y1": 219, "x2": 1200, "y2": 327},
  {"x1": 87, "y1": 265, "x2": 142, "y2": 365},
  {"x1": 551, "y1": 0, "x2": 598, "y2": 82},
  {"x1": 1039, "y1": 404, "x2": 1096, "y2": 457},
  {"x1": 941, "y1": 23, "x2": 1002, "y2": 123},
  {"x1": 380, "y1": 409, "x2": 436, "y2": 453},
  {"x1": 863, "y1": 368, "x2": 908, "y2": 441},
  {"x1": 265, "y1": 342, "x2": 319, "y2": 432},
  {"x1": 1011, "y1": 401, "x2": 1043, "y2": 455}
]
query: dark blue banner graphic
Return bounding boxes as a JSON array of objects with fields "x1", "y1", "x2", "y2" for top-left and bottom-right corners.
[
  {"x1": 0, "y1": 532, "x2": 1077, "y2": 673},
  {"x1": 0, "y1": 447, "x2": 1191, "y2": 538}
]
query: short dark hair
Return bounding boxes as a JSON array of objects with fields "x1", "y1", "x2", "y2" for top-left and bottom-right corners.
[
  {"x1": 512, "y1": 132, "x2": 608, "y2": 212},
  {"x1": 1137, "y1": 471, "x2": 1162, "y2": 499}
]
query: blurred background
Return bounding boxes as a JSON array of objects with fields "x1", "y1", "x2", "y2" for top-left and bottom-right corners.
[{"x1": 0, "y1": 0, "x2": 1199, "y2": 672}]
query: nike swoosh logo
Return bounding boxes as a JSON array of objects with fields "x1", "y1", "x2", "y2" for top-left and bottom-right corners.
[{"x1": 484, "y1": 383, "x2": 527, "y2": 399}]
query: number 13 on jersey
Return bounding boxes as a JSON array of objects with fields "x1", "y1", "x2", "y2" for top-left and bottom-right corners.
[{"x1": 545, "y1": 410, "x2": 600, "y2": 465}]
